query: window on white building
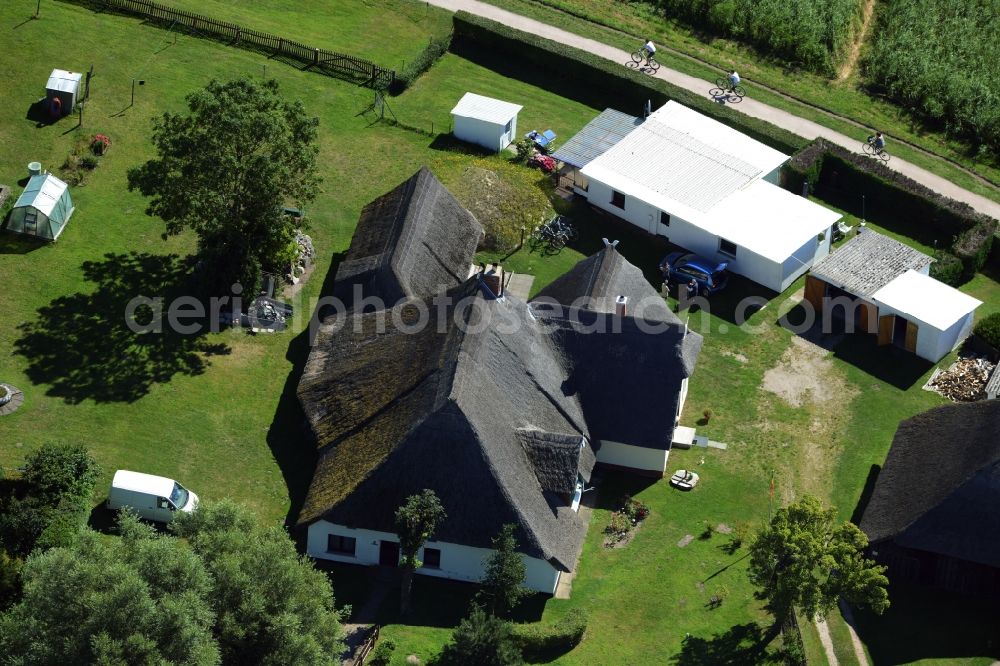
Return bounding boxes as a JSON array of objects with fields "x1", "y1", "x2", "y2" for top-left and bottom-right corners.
[
  {"x1": 327, "y1": 534, "x2": 356, "y2": 556},
  {"x1": 422, "y1": 547, "x2": 441, "y2": 569},
  {"x1": 719, "y1": 238, "x2": 737, "y2": 256},
  {"x1": 611, "y1": 190, "x2": 626, "y2": 209}
]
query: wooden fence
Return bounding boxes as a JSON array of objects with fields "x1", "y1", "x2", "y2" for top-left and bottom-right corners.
[
  {"x1": 352, "y1": 625, "x2": 380, "y2": 666},
  {"x1": 67, "y1": 0, "x2": 394, "y2": 89}
]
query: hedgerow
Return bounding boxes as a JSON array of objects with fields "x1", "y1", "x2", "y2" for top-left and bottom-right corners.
[
  {"x1": 389, "y1": 32, "x2": 453, "y2": 95},
  {"x1": 451, "y1": 12, "x2": 808, "y2": 155},
  {"x1": 974, "y1": 312, "x2": 1000, "y2": 350},
  {"x1": 863, "y1": 0, "x2": 1000, "y2": 156}
]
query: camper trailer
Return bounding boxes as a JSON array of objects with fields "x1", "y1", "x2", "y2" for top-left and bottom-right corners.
[{"x1": 107, "y1": 470, "x2": 199, "y2": 523}]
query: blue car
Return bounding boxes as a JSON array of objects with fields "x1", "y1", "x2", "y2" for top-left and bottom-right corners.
[{"x1": 659, "y1": 252, "x2": 729, "y2": 296}]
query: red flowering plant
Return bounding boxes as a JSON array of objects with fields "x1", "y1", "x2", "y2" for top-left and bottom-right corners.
[{"x1": 91, "y1": 134, "x2": 111, "y2": 156}]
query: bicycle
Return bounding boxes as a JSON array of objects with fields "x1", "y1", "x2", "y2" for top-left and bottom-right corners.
[
  {"x1": 627, "y1": 50, "x2": 660, "y2": 74},
  {"x1": 710, "y1": 77, "x2": 746, "y2": 102},
  {"x1": 530, "y1": 215, "x2": 578, "y2": 253},
  {"x1": 862, "y1": 136, "x2": 890, "y2": 162}
]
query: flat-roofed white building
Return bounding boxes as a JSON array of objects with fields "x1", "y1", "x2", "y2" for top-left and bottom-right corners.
[
  {"x1": 451, "y1": 92, "x2": 523, "y2": 152},
  {"x1": 576, "y1": 101, "x2": 842, "y2": 293}
]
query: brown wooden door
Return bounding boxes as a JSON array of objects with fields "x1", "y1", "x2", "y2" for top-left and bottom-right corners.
[
  {"x1": 378, "y1": 540, "x2": 399, "y2": 567},
  {"x1": 877, "y1": 315, "x2": 894, "y2": 346},
  {"x1": 859, "y1": 301, "x2": 877, "y2": 334},
  {"x1": 904, "y1": 320, "x2": 919, "y2": 353},
  {"x1": 804, "y1": 275, "x2": 825, "y2": 312}
]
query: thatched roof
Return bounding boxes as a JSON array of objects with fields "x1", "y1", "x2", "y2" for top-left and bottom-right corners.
[
  {"x1": 518, "y1": 429, "x2": 595, "y2": 494},
  {"x1": 298, "y1": 282, "x2": 594, "y2": 569},
  {"x1": 332, "y1": 167, "x2": 483, "y2": 311},
  {"x1": 533, "y1": 244, "x2": 680, "y2": 324},
  {"x1": 859, "y1": 400, "x2": 1000, "y2": 567}
]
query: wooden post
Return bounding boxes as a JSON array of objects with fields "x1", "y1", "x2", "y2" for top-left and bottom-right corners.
[
  {"x1": 235, "y1": 27, "x2": 240, "y2": 43},
  {"x1": 314, "y1": 49, "x2": 319, "y2": 66},
  {"x1": 35, "y1": 0, "x2": 41, "y2": 17}
]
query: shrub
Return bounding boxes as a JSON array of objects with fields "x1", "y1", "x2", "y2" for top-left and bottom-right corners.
[
  {"x1": 22, "y1": 444, "x2": 101, "y2": 504},
  {"x1": 390, "y1": 32, "x2": 453, "y2": 94},
  {"x1": 451, "y1": 12, "x2": 808, "y2": 155},
  {"x1": 512, "y1": 138, "x2": 535, "y2": 164},
  {"x1": 91, "y1": 133, "x2": 111, "y2": 155},
  {"x1": 368, "y1": 638, "x2": 396, "y2": 666},
  {"x1": 34, "y1": 494, "x2": 91, "y2": 551},
  {"x1": 621, "y1": 495, "x2": 649, "y2": 523},
  {"x1": 79, "y1": 155, "x2": 99, "y2": 170},
  {"x1": 511, "y1": 609, "x2": 588, "y2": 660},
  {"x1": 604, "y1": 512, "x2": 631, "y2": 543},
  {"x1": 930, "y1": 252, "x2": 964, "y2": 286},
  {"x1": 974, "y1": 312, "x2": 1000, "y2": 349},
  {"x1": 433, "y1": 605, "x2": 523, "y2": 666}
]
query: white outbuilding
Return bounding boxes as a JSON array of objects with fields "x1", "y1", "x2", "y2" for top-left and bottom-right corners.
[
  {"x1": 45, "y1": 69, "x2": 83, "y2": 117},
  {"x1": 871, "y1": 269, "x2": 982, "y2": 363},
  {"x1": 450, "y1": 92, "x2": 523, "y2": 152},
  {"x1": 573, "y1": 101, "x2": 842, "y2": 293}
]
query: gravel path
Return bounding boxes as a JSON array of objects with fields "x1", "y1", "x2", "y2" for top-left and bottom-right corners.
[{"x1": 426, "y1": 0, "x2": 1000, "y2": 220}]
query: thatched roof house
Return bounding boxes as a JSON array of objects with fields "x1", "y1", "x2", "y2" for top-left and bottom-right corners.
[
  {"x1": 859, "y1": 400, "x2": 1000, "y2": 595},
  {"x1": 297, "y1": 173, "x2": 701, "y2": 594},
  {"x1": 332, "y1": 167, "x2": 483, "y2": 311}
]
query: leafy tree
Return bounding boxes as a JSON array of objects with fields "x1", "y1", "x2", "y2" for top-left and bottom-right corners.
[
  {"x1": 478, "y1": 524, "x2": 529, "y2": 616},
  {"x1": 172, "y1": 500, "x2": 344, "y2": 665},
  {"x1": 395, "y1": 489, "x2": 446, "y2": 614},
  {"x1": 0, "y1": 512, "x2": 219, "y2": 665},
  {"x1": 127, "y1": 77, "x2": 320, "y2": 296},
  {"x1": 433, "y1": 605, "x2": 524, "y2": 666},
  {"x1": 20, "y1": 443, "x2": 101, "y2": 503},
  {"x1": 747, "y1": 495, "x2": 890, "y2": 624}
]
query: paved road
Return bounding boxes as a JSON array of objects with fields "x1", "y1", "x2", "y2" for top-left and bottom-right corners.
[{"x1": 427, "y1": 0, "x2": 1000, "y2": 220}]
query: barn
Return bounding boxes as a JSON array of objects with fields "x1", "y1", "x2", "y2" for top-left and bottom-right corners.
[
  {"x1": 805, "y1": 229, "x2": 981, "y2": 362},
  {"x1": 450, "y1": 92, "x2": 522, "y2": 152}
]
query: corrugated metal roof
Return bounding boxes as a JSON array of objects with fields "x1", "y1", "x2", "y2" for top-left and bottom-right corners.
[
  {"x1": 872, "y1": 270, "x2": 981, "y2": 331},
  {"x1": 13, "y1": 173, "x2": 69, "y2": 217},
  {"x1": 810, "y1": 230, "x2": 934, "y2": 299},
  {"x1": 580, "y1": 101, "x2": 789, "y2": 215},
  {"x1": 551, "y1": 108, "x2": 643, "y2": 168},
  {"x1": 450, "y1": 92, "x2": 522, "y2": 125},
  {"x1": 46, "y1": 68, "x2": 82, "y2": 94}
]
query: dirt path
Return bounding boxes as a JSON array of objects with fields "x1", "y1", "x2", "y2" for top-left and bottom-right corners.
[
  {"x1": 425, "y1": 0, "x2": 1000, "y2": 220},
  {"x1": 815, "y1": 617, "x2": 840, "y2": 666},
  {"x1": 839, "y1": 600, "x2": 872, "y2": 666},
  {"x1": 837, "y1": 0, "x2": 877, "y2": 80}
]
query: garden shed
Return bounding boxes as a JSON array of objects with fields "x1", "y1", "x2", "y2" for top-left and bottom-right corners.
[
  {"x1": 450, "y1": 92, "x2": 522, "y2": 152},
  {"x1": 45, "y1": 69, "x2": 83, "y2": 116},
  {"x1": 7, "y1": 173, "x2": 75, "y2": 241},
  {"x1": 805, "y1": 229, "x2": 979, "y2": 362}
]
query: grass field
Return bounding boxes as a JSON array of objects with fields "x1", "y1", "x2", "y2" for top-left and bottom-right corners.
[
  {"x1": 480, "y1": 0, "x2": 1000, "y2": 204},
  {"x1": 159, "y1": 0, "x2": 453, "y2": 70},
  {"x1": 1, "y1": 2, "x2": 998, "y2": 665}
]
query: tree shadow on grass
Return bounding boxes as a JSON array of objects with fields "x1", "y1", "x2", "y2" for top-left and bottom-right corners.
[
  {"x1": 14, "y1": 251, "x2": 230, "y2": 404},
  {"x1": 670, "y1": 623, "x2": 781, "y2": 665}
]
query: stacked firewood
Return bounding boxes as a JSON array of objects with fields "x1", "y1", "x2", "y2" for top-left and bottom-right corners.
[{"x1": 930, "y1": 357, "x2": 996, "y2": 401}]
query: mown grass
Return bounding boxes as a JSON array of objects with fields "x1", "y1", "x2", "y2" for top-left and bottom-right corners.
[
  {"x1": 158, "y1": 0, "x2": 453, "y2": 69},
  {"x1": 796, "y1": 610, "x2": 829, "y2": 665},
  {"x1": 478, "y1": 0, "x2": 1000, "y2": 204}
]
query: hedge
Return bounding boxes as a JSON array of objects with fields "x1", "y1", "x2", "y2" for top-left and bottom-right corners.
[
  {"x1": 511, "y1": 608, "x2": 587, "y2": 660},
  {"x1": 929, "y1": 252, "x2": 963, "y2": 286},
  {"x1": 783, "y1": 138, "x2": 998, "y2": 280},
  {"x1": 389, "y1": 32, "x2": 452, "y2": 95},
  {"x1": 451, "y1": 12, "x2": 808, "y2": 156},
  {"x1": 974, "y1": 312, "x2": 1000, "y2": 350}
]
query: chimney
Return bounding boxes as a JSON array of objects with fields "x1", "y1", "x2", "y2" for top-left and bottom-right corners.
[
  {"x1": 481, "y1": 263, "x2": 503, "y2": 299},
  {"x1": 615, "y1": 295, "x2": 627, "y2": 317}
]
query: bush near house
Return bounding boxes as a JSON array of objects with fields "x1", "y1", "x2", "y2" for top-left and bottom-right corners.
[
  {"x1": 390, "y1": 33, "x2": 453, "y2": 94},
  {"x1": 973, "y1": 312, "x2": 1000, "y2": 350},
  {"x1": 784, "y1": 138, "x2": 998, "y2": 282},
  {"x1": 451, "y1": 11, "x2": 809, "y2": 155},
  {"x1": 511, "y1": 608, "x2": 588, "y2": 661}
]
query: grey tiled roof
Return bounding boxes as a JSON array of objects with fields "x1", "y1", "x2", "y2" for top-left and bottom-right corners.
[
  {"x1": 809, "y1": 229, "x2": 933, "y2": 299},
  {"x1": 551, "y1": 108, "x2": 644, "y2": 169}
]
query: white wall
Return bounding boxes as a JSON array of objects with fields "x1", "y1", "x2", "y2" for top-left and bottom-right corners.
[
  {"x1": 596, "y1": 440, "x2": 668, "y2": 474},
  {"x1": 778, "y1": 234, "x2": 827, "y2": 293},
  {"x1": 932, "y1": 311, "x2": 975, "y2": 362},
  {"x1": 306, "y1": 521, "x2": 562, "y2": 594},
  {"x1": 873, "y1": 302, "x2": 952, "y2": 362},
  {"x1": 676, "y1": 377, "x2": 689, "y2": 425},
  {"x1": 452, "y1": 115, "x2": 516, "y2": 152}
]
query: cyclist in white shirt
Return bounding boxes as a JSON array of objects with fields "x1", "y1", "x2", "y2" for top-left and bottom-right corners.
[
  {"x1": 642, "y1": 39, "x2": 657, "y2": 65},
  {"x1": 728, "y1": 70, "x2": 740, "y2": 91}
]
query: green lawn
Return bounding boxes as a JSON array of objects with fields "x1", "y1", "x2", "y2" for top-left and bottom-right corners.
[
  {"x1": 158, "y1": 0, "x2": 453, "y2": 70},
  {"x1": 479, "y1": 0, "x2": 1000, "y2": 205}
]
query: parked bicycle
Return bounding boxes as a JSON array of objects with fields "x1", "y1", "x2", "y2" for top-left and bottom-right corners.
[
  {"x1": 531, "y1": 215, "x2": 578, "y2": 252},
  {"x1": 709, "y1": 76, "x2": 746, "y2": 102},
  {"x1": 627, "y1": 50, "x2": 660, "y2": 74},
  {"x1": 862, "y1": 135, "x2": 890, "y2": 162}
]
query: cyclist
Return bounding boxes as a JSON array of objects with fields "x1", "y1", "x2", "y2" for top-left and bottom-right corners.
[
  {"x1": 873, "y1": 131, "x2": 886, "y2": 153},
  {"x1": 642, "y1": 38, "x2": 657, "y2": 65},
  {"x1": 728, "y1": 70, "x2": 741, "y2": 92}
]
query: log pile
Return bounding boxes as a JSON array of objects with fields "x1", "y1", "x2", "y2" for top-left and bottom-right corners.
[{"x1": 929, "y1": 357, "x2": 996, "y2": 401}]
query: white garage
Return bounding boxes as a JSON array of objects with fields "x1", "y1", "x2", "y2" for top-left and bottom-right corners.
[{"x1": 451, "y1": 92, "x2": 522, "y2": 152}]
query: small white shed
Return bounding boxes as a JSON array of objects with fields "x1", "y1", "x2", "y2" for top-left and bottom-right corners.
[
  {"x1": 871, "y1": 270, "x2": 982, "y2": 362},
  {"x1": 450, "y1": 92, "x2": 523, "y2": 152},
  {"x1": 46, "y1": 69, "x2": 82, "y2": 116}
]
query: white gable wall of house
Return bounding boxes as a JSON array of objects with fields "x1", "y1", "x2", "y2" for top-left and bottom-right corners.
[
  {"x1": 306, "y1": 521, "x2": 562, "y2": 594},
  {"x1": 595, "y1": 441, "x2": 669, "y2": 475}
]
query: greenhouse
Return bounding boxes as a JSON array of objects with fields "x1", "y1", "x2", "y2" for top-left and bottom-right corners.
[{"x1": 7, "y1": 173, "x2": 74, "y2": 241}]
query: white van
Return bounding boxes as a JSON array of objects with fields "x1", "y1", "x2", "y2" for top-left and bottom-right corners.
[{"x1": 107, "y1": 470, "x2": 199, "y2": 523}]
